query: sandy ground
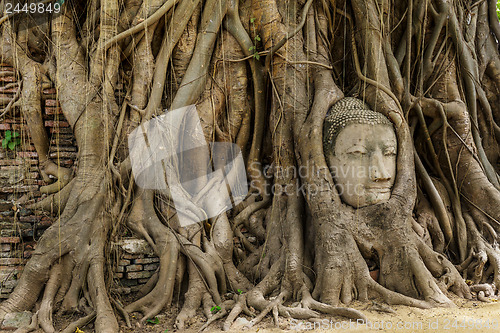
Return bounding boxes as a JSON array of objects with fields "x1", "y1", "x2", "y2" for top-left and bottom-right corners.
[{"x1": 111, "y1": 297, "x2": 500, "y2": 333}]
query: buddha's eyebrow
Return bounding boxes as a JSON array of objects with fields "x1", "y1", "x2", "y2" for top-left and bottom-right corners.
[
  {"x1": 348, "y1": 143, "x2": 367, "y2": 148},
  {"x1": 382, "y1": 144, "x2": 397, "y2": 150}
]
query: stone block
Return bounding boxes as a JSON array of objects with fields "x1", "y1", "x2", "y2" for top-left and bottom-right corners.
[
  {"x1": 45, "y1": 99, "x2": 58, "y2": 106},
  {"x1": 133, "y1": 257, "x2": 159, "y2": 264},
  {"x1": 0, "y1": 258, "x2": 22, "y2": 266},
  {"x1": 0, "y1": 237, "x2": 19, "y2": 244},
  {"x1": 126, "y1": 271, "x2": 153, "y2": 279},
  {"x1": 120, "y1": 279, "x2": 137, "y2": 287},
  {"x1": 116, "y1": 238, "x2": 153, "y2": 255},
  {"x1": 143, "y1": 264, "x2": 159, "y2": 271},
  {"x1": 1, "y1": 311, "x2": 32, "y2": 330},
  {"x1": 125, "y1": 264, "x2": 142, "y2": 272},
  {"x1": 0, "y1": 279, "x2": 18, "y2": 289}
]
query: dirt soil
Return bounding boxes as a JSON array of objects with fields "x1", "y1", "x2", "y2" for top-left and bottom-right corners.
[{"x1": 51, "y1": 296, "x2": 496, "y2": 333}]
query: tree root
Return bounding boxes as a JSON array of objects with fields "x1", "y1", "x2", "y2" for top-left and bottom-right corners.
[{"x1": 39, "y1": 160, "x2": 73, "y2": 195}]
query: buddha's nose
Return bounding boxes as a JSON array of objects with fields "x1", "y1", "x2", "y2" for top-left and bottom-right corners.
[{"x1": 370, "y1": 151, "x2": 391, "y2": 181}]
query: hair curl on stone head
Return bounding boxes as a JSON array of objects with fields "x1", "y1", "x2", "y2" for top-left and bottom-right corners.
[{"x1": 323, "y1": 97, "x2": 394, "y2": 154}]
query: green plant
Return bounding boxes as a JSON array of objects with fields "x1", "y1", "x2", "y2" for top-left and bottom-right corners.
[
  {"x1": 249, "y1": 18, "x2": 261, "y2": 60},
  {"x1": 237, "y1": 289, "x2": 243, "y2": 295},
  {"x1": 497, "y1": 0, "x2": 500, "y2": 21},
  {"x1": 145, "y1": 317, "x2": 159, "y2": 324},
  {"x1": 2, "y1": 130, "x2": 21, "y2": 151},
  {"x1": 210, "y1": 305, "x2": 221, "y2": 313}
]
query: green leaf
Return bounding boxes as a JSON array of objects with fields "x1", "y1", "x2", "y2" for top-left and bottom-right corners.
[
  {"x1": 8, "y1": 141, "x2": 16, "y2": 150},
  {"x1": 12, "y1": 131, "x2": 20, "y2": 138},
  {"x1": 249, "y1": 46, "x2": 255, "y2": 52},
  {"x1": 237, "y1": 289, "x2": 243, "y2": 294},
  {"x1": 254, "y1": 53, "x2": 260, "y2": 60},
  {"x1": 255, "y1": 35, "x2": 261, "y2": 42},
  {"x1": 5, "y1": 130, "x2": 11, "y2": 141},
  {"x1": 250, "y1": 18, "x2": 256, "y2": 23},
  {"x1": 146, "y1": 317, "x2": 159, "y2": 324},
  {"x1": 2, "y1": 139, "x2": 8, "y2": 149}
]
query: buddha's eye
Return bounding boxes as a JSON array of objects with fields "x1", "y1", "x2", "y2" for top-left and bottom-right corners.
[
  {"x1": 346, "y1": 146, "x2": 367, "y2": 156},
  {"x1": 384, "y1": 147, "x2": 396, "y2": 156}
]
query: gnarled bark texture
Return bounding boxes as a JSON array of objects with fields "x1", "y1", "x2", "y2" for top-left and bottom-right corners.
[{"x1": 0, "y1": 0, "x2": 499, "y2": 331}]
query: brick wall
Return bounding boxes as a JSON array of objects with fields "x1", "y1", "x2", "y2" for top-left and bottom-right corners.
[
  {"x1": 113, "y1": 239, "x2": 160, "y2": 294},
  {"x1": 0, "y1": 65, "x2": 158, "y2": 298}
]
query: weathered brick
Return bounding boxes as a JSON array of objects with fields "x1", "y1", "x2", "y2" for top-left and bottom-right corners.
[
  {"x1": 122, "y1": 253, "x2": 140, "y2": 260},
  {"x1": 22, "y1": 241, "x2": 36, "y2": 250},
  {"x1": 0, "y1": 244, "x2": 11, "y2": 252},
  {"x1": 0, "y1": 123, "x2": 11, "y2": 130},
  {"x1": 45, "y1": 106, "x2": 62, "y2": 115},
  {"x1": 0, "y1": 258, "x2": 23, "y2": 265},
  {"x1": 0, "y1": 289, "x2": 13, "y2": 298},
  {"x1": 0, "y1": 267, "x2": 23, "y2": 280},
  {"x1": 0, "y1": 86, "x2": 18, "y2": 93},
  {"x1": 19, "y1": 216, "x2": 39, "y2": 223},
  {"x1": 45, "y1": 99, "x2": 58, "y2": 106},
  {"x1": 48, "y1": 146, "x2": 77, "y2": 152},
  {"x1": 0, "y1": 230, "x2": 15, "y2": 237},
  {"x1": 138, "y1": 278, "x2": 151, "y2": 284},
  {"x1": 125, "y1": 264, "x2": 143, "y2": 272},
  {"x1": 0, "y1": 279, "x2": 18, "y2": 289},
  {"x1": 126, "y1": 271, "x2": 153, "y2": 279},
  {"x1": 49, "y1": 138, "x2": 73, "y2": 146},
  {"x1": 116, "y1": 265, "x2": 124, "y2": 273},
  {"x1": 0, "y1": 237, "x2": 20, "y2": 243},
  {"x1": 0, "y1": 251, "x2": 20, "y2": 258},
  {"x1": 133, "y1": 257, "x2": 159, "y2": 264},
  {"x1": 0, "y1": 76, "x2": 15, "y2": 82},
  {"x1": 16, "y1": 152, "x2": 38, "y2": 158},
  {"x1": 118, "y1": 259, "x2": 130, "y2": 266},
  {"x1": 43, "y1": 88, "x2": 57, "y2": 94},
  {"x1": 11, "y1": 123, "x2": 27, "y2": 131},
  {"x1": 44, "y1": 120, "x2": 70, "y2": 128},
  {"x1": 0, "y1": 160, "x2": 22, "y2": 166},
  {"x1": 49, "y1": 152, "x2": 77, "y2": 159},
  {"x1": 0, "y1": 185, "x2": 38, "y2": 193},
  {"x1": 114, "y1": 273, "x2": 123, "y2": 279},
  {"x1": 143, "y1": 264, "x2": 159, "y2": 271},
  {"x1": 120, "y1": 279, "x2": 138, "y2": 287},
  {"x1": 49, "y1": 127, "x2": 73, "y2": 134}
]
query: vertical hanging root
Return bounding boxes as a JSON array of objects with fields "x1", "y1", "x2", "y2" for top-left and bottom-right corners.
[{"x1": 38, "y1": 263, "x2": 63, "y2": 333}]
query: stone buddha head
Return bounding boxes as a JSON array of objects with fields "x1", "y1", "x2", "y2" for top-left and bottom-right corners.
[{"x1": 323, "y1": 98, "x2": 397, "y2": 208}]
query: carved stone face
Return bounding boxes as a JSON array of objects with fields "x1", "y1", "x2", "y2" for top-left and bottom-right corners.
[{"x1": 326, "y1": 123, "x2": 397, "y2": 208}]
